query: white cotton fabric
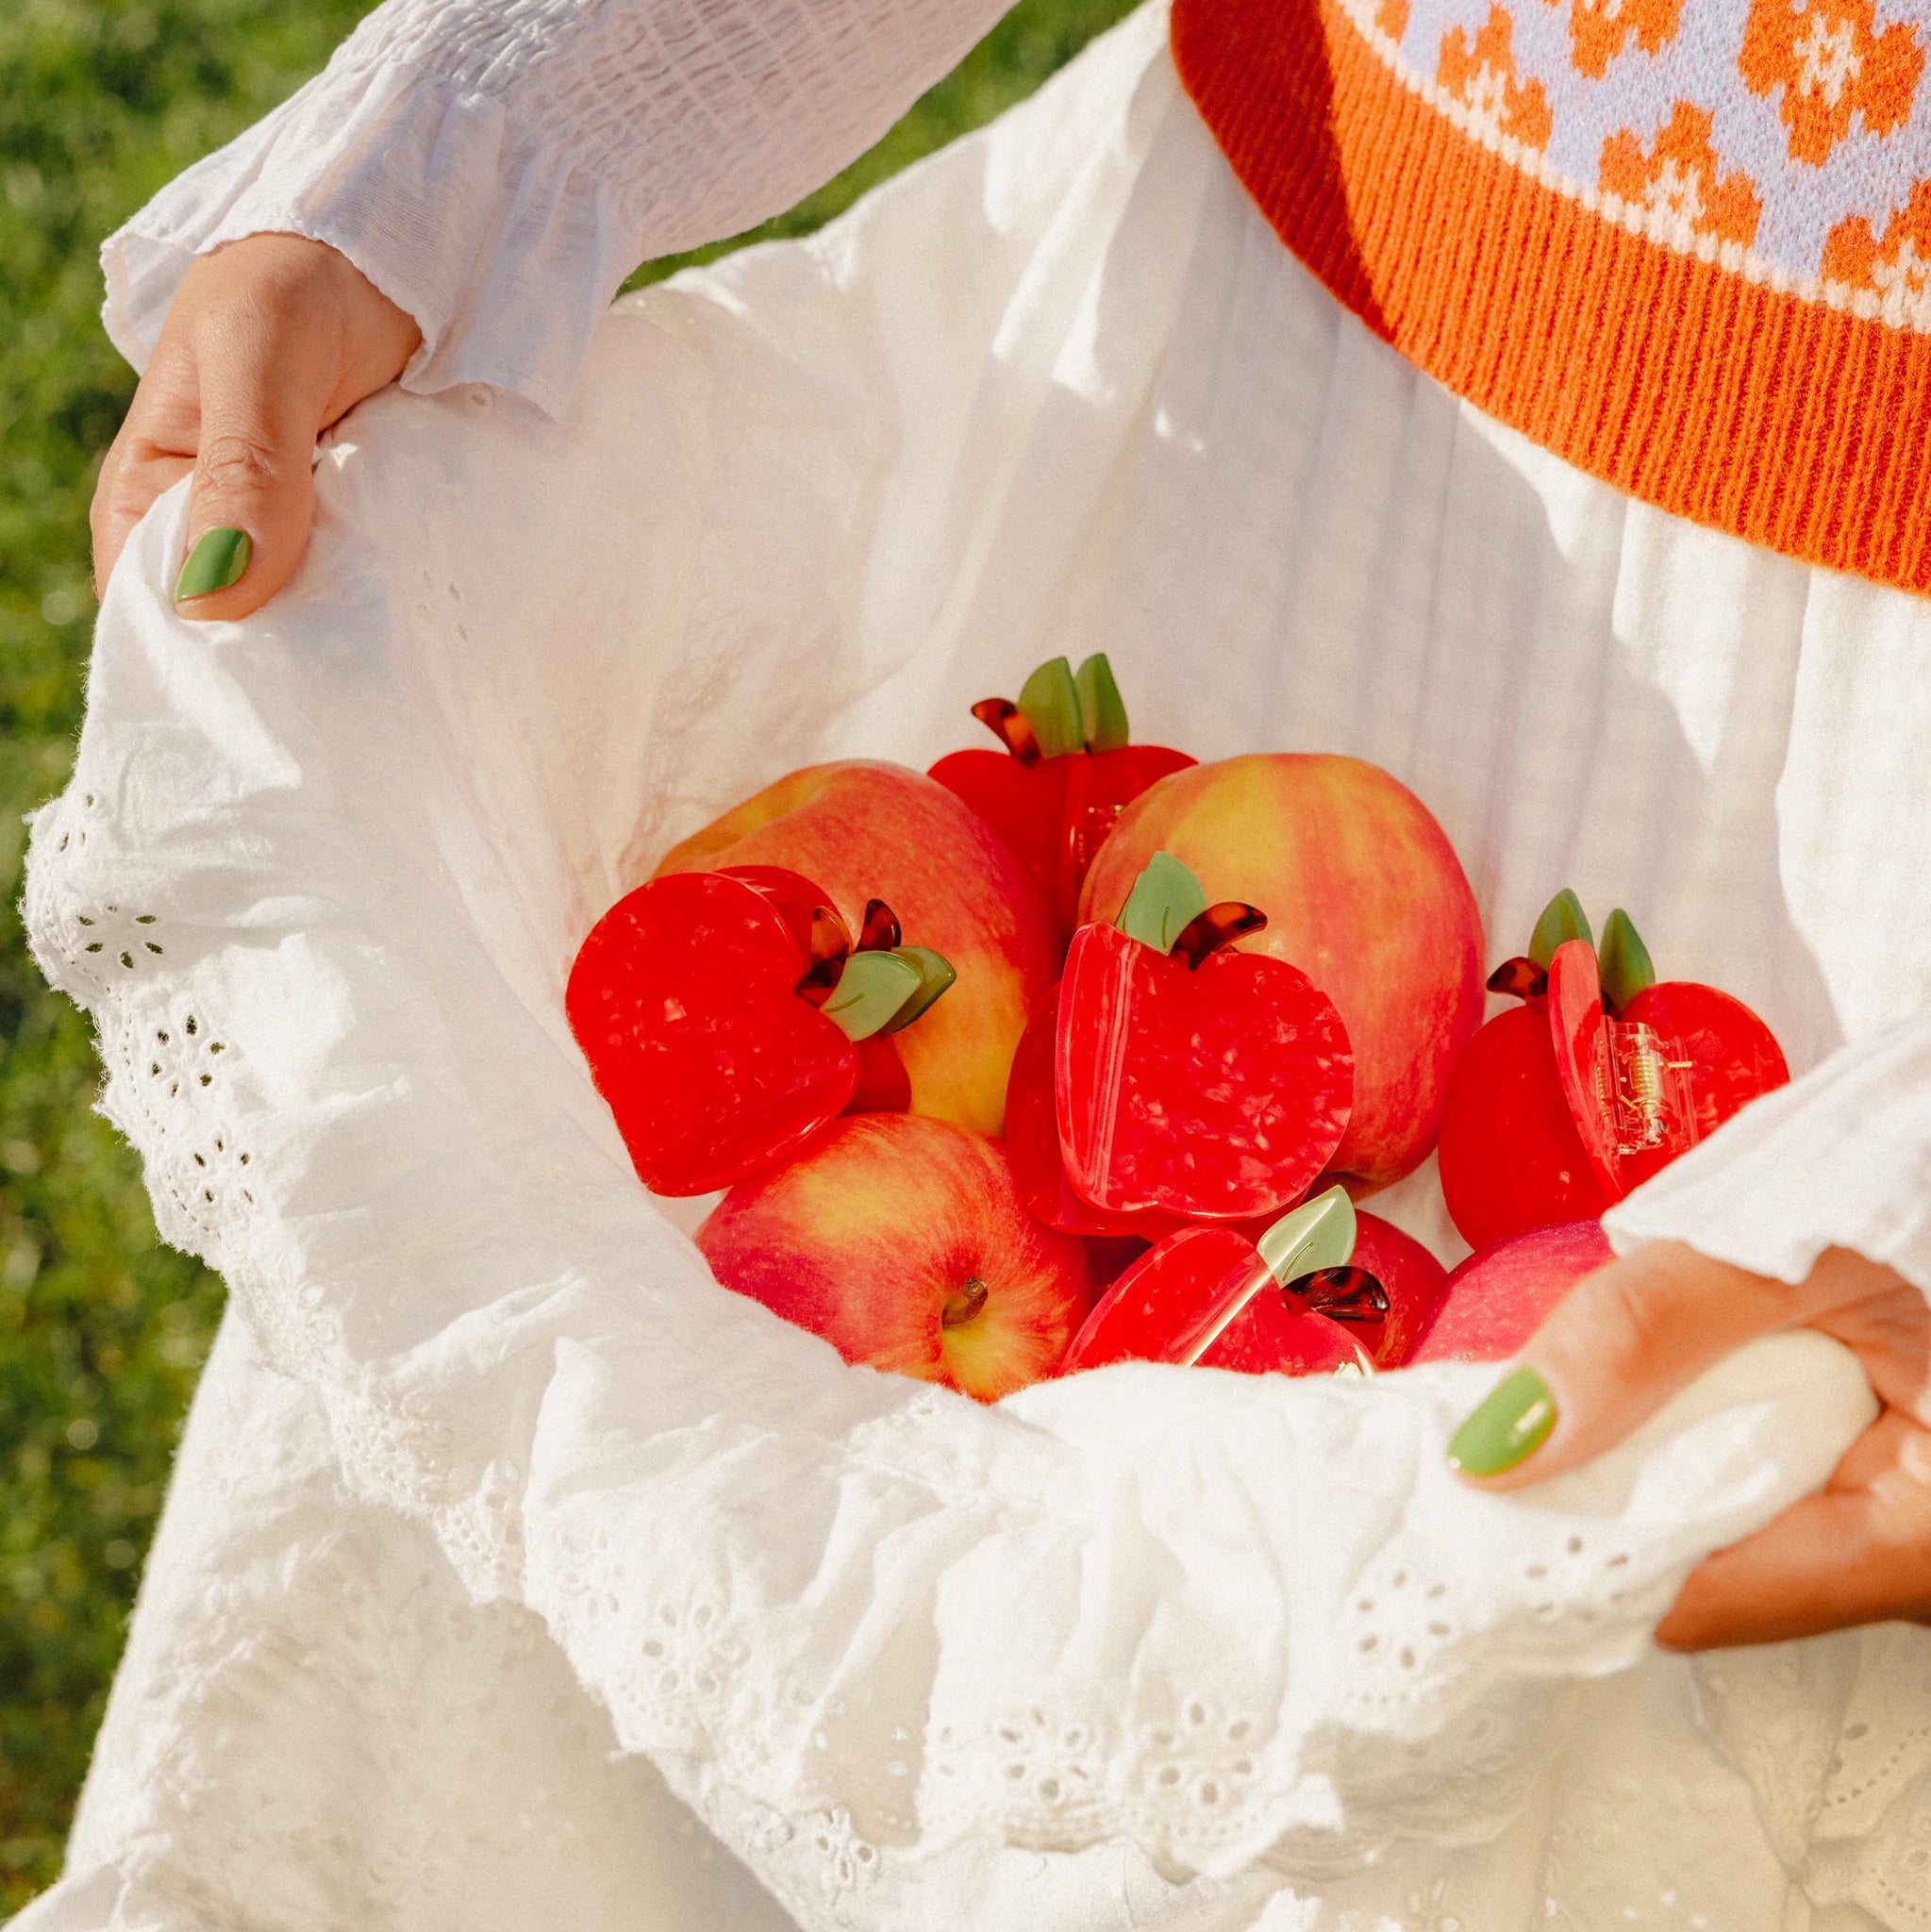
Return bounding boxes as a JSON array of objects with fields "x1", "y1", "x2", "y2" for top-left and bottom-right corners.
[
  {"x1": 28, "y1": 5, "x2": 1931, "y2": 1928},
  {"x1": 101, "y1": 0, "x2": 1012, "y2": 412}
]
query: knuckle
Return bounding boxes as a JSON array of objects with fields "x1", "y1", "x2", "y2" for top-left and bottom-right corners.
[
  {"x1": 194, "y1": 431, "x2": 284, "y2": 495},
  {"x1": 1589, "y1": 1270, "x2": 1665, "y2": 1371},
  {"x1": 1540, "y1": 1266, "x2": 1664, "y2": 1386}
]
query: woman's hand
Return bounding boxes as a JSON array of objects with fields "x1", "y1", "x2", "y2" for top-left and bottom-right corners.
[
  {"x1": 1448, "y1": 1240, "x2": 1931, "y2": 1646},
  {"x1": 91, "y1": 233, "x2": 421, "y2": 619}
]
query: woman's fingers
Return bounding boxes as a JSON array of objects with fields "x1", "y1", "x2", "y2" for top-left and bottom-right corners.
[
  {"x1": 1447, "y1": 1241, "x2": 1798, "y2": 1490},
  {"x1": 1656, "y1": 1408, "x2": 1931, "y2": 1647},
  {"x1": 1447, "y1": 1243, "x2": 1919, "y2": 1492},
  {"x1": 170, "y1": 291, "x2": 329, "y2": 619},
  {"x1": 88, "y1": 234, "x2": 422, "y2": 622},
  {"x1": 1444, "y1": 1239, "x2": 1931, "y2": 1647},
  {"x1": 90, "y1": 342, "x2": 199, "y2": 594}
]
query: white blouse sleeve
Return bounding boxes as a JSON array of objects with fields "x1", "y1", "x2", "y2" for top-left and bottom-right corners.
[
  {"x1": 1605, "y1": 1008, "x2": 1931, "y2": 1295},
  {"x1": 102, "y1": 0, "x2": 1014, "y2": 415}
]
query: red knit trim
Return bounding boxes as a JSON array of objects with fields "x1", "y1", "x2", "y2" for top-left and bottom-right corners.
[{"x1": 1171, "y1": 0, "x2": 1931, "y2": 595}]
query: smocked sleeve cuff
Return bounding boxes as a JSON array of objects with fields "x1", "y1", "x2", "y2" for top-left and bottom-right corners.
[
  {"x1": 101, "y1": 64, "x2": 638, "y2": 417},
  {"x1": 99, "y1": 0, "x2": 1015, "y2": 419},
  {"x1": 1604, "y1": 1008, "x2": 1931, "y2": 1296}
]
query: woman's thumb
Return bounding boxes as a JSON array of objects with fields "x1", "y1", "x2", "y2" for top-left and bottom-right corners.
[
  {"x1": 1444, "y1": 1241, "x2": 1798, "y2": 1488},
  {"x1": 172, "y1": 351, "x2": 323, "y2": 621}
]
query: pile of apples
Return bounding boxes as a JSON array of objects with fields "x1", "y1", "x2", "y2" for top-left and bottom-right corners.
[{"x1": 568, "y1": 658, "x2": 1789, "y2": 1402}]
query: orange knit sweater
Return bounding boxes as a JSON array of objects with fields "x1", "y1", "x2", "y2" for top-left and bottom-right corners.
[{"x1": 1173, "y1": 0, "x2": 1931, "y2": 593}]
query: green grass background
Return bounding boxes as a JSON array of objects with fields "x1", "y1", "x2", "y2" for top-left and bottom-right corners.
[{"x1": 0, "y1": 0, "x2": 1137, "y2": 1907}]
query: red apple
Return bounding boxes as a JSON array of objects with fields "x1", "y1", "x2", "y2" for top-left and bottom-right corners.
[
  {"x1": 1408, "y1": 1219, "x2": 1614, "y2": 1363},
  {"x1": 1348, "y1": 1211, "x2": 1452, "y2": 1367},
  {"x1": 695, "y1": 1113, "x2": 1089, "y2": 1402},
  {"x1": 1438, "y1": 895, "x2": 1789, "y2": 1249},
  {"x1": 656, "y1": 761, "x2": 1057, "y2": 1137},
  {"x1": 927, "y1": 653, "x2": 1195, "y2": 943},
  {"x1": 1081, "y1": 755, "x2": 1483, "y2": 1191}
]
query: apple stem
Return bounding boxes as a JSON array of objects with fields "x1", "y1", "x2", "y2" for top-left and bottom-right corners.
[
  {"x1": 1173, "y1": 901, "x2": 1267, "y2": 969},
  {"x1": 1284, "y1": 1265, "x2": 1389, "y2": 1324},
  {"x1": 1487, "y1": 955, "x2": 1548, "y2": 1001},
  {"x1": 942, "y1": 1278, "x2": 989, "y2": 1328},
  {"x1": 972, "y1": 697, "x2": 1041, "y2": 764},
  {"x1": 858, "y1": 899, "x2": 903, "y2": 953}
]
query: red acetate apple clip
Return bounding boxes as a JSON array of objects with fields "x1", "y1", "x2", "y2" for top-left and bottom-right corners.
[
  {"x1": 566, "y1": 872, "x2": 956, "y2": 1194},
  {"x1": 567, "y1": 871, "x2": 860, "y2": 1195},
  {"x1": 1060, "y1": 1185, "x2": 1372, "y2": 1374},
  {"x1": 717, "y1": 865, "x2": 852, "y2": 993},
  {"x1": 1440, "y1": 891, "x2": 1790, "y2": 1248},
  {"x1": 1549, "y1": 933, "x2": 1740, "y2": 1200},
  {"x1": 1055, "y1": 853, "x2": 1354, "y2": 1221},
  {"x1": 927, "y1": 654, "x2": 1197, "y2": 941},
  {"x1": 1005, "y1": 990, "x2": 1183, "y2": 1239}
]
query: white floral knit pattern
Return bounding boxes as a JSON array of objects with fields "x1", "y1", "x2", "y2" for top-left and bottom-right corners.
[{"x1": 28, "y1": 5, "x2": 1931, "y2": 1929}]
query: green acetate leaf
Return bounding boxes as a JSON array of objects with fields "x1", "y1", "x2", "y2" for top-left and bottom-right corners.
[
  {"x1": 1528, "y1": 888, "x2": 1593, "y2": 970},
  {"x1": 1597, "y1": 908, "x2": 1657, "y2": 1012},
  {"x1": 1256, "y1": 1184, "x2": 1357, "y2": 1287},
  {"x1": 1017, "y1": 657, "x2": 1085, "y2": 759},
  {"x1": 1074, "y1": 653, "x2": 1130, "y2": 753},
  {"x1": 823, "y1": 949, "x2": 923, "y2": 1042},
  {"x1": 1116, "y1": 851, "x2": 1207, "y2": 954},
  {"x1": 878, "y1": 946, "x2": 957, "y2": 1034}
]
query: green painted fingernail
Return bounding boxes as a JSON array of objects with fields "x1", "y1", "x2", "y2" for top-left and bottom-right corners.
[
  {"x1": 174, "y1": 525, "x2": 251, "y2": 601},
  {"x1": 1446, "y1": 1366, "x2": 1556, "y2": 1476}
]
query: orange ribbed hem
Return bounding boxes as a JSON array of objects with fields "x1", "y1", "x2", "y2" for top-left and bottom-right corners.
[{"x1": 1172, "y1": 0, "x2": 1931, "y2": 596}]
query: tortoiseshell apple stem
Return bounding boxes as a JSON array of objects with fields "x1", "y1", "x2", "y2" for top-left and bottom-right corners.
[
  {"x1": 857, "y1": 898, "x2": 902, "y2": 953},
  {"x1": 808, "y1": 905, "x2": 851, "y2": 968},
  {"x1": 972, "y1": 696, "x2": 1041, "y2": 763},
  {"x1": 1172, "y1": 901, "x2": 1268, "y2": 971},
  {"x1": 941, "y1": 1277, "x2": 989, "y2": 1327},
  {"x1": 796, "y1": 908, "x2": 853, "y2": 999},
  {"x1": 1285, "y1": 1265, "x2": 1389, "y2": 1324},
  {"x1": 1487, "y1": 955, "x2": 1547, "y2": 1001}
]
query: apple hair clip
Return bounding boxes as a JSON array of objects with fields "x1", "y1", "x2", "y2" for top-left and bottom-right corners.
[
  {"x1": 565, "y1": 866, "x2": 955, "y2": 1196},
  {"x1": 1437, "y1": 889, "x2": 1789, "y2": 1249},
  {"x1": 1061, "y1": 1186, "x2": 1372, "y2": 1373},
  {"x1": 928, "y1": 653, "x2": 1195, "y2": 943}
]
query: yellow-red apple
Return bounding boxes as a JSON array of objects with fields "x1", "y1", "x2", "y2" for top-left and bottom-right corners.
[
  {"x1": 1079, "y1": 755, "x2": 1483, "y2": 1190},
  {"x1": 657, "y1": 761, "x2": 1056, "y2": 1138},
  {"x1": 696, "y1": 1114, "x2": 1089, "y2": 1401}
]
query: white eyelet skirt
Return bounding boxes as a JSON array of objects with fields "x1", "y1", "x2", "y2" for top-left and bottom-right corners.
[{"x1": 21, "y1": 8, "x2": 1931, "y2": 1928}]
